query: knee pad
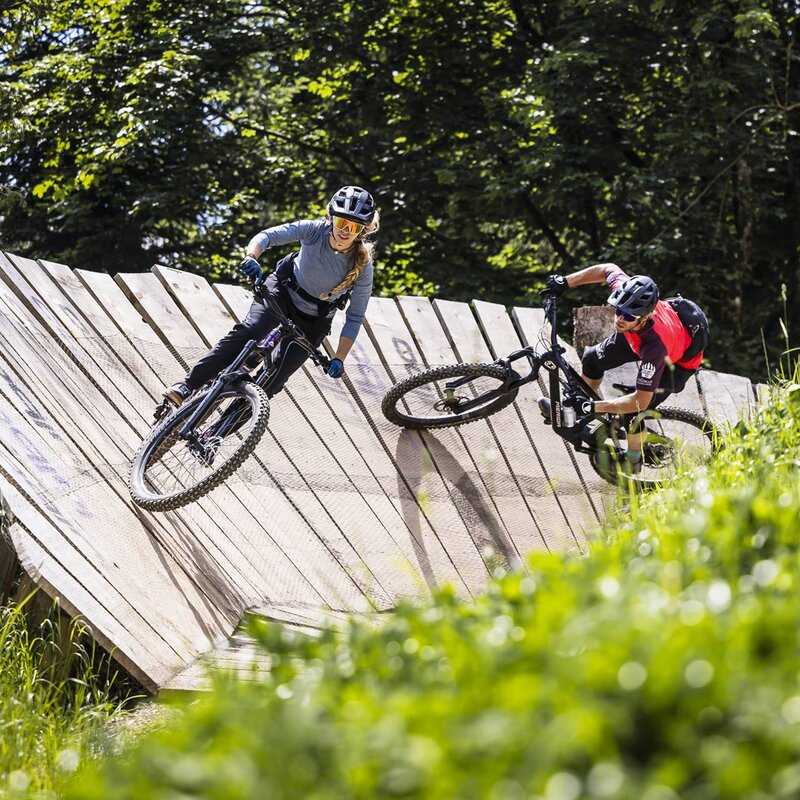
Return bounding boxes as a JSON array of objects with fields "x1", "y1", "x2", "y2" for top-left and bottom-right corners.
[{"x1": 582, "y1": 345, "x2": 605, "y2": 381}]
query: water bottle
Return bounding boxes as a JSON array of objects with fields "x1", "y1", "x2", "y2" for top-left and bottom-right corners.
[{"x1": 563, "y1": 405, "x2": 576, "y2": 428}]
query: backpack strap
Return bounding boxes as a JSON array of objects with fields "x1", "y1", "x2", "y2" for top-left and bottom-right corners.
[{"x1": 273, "y1": 252, "x2": 351, "y2": 316}]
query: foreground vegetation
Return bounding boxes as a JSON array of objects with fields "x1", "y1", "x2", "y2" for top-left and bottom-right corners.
[
  {"x1": 0, "y1": 597, "x2": 128, "y2": 798},
  {"x1": 58, "y1": 371, "x2": 800, "y2": 800}
]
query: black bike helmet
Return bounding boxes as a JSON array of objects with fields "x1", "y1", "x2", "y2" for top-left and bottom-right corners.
[
  {"x1": 607, "y1": 274, "x2": 660, "y2": 317},
  {"x1": 328, "y1": 185, "x2": 376, "y2": 224}
]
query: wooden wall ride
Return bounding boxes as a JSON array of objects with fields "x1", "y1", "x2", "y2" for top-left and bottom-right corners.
[{"x1": 0, "y1": 255, "x2": 760, "y2": 691}]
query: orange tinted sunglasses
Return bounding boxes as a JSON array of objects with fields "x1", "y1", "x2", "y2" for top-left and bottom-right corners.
[{"x1": 332, "y1": 216, "x2": 365, "y2": 235}]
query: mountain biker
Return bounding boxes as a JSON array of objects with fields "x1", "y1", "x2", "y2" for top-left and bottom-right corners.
[
  {"x1": 162, "y1": 185, "x2": 379, "y2": 406},
  {"x1": 541, "y1": 264, "x2": 707, "y2": 474}
]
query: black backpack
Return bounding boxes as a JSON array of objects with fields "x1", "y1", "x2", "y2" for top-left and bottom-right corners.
[{"x1": 665, "y1": 295, "x2": 710, "y2": 361}]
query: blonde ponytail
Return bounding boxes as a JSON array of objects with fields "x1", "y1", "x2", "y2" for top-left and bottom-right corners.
[{"x1": 322, "y1": 209, "x2": 380, "y2": 299}]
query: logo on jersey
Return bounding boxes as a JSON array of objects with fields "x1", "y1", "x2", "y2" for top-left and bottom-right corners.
[{"x1": 640, "y1": 362, "x2": 656, "y2": 384}]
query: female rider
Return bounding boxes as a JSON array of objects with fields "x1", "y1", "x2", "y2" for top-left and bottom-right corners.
[{"x1": 163, "y1": 185, "x2": 379, "y2": 404}]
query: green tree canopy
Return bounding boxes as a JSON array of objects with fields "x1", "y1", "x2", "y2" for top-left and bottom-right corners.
[{"x1": 1, "y1": 0, "x2": 798, "y2": 377}]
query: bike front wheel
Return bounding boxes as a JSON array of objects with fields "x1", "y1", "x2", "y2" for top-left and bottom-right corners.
[
  {"x1": 590, "y1": 406, "x2": 717, "y2": 488},
  {"x1": 382, "y1": 363, "x2": 519, "y2": 430},
  {"x1": 130, "y1": 382, "x2": 270, "y2": 511}
]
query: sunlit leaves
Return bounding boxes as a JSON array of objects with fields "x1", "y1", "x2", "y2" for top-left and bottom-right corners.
[{"x1": 0, "y1": 0, "x2": 797, "y2": 370}]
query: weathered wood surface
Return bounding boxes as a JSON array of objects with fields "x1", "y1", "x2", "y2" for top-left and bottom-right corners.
[
  {"x1": 472, "y1": 299, "x2": 601, "y2": 540},
  {"x1": 511, "y1": 305, "x2": 614, "y2": 516},
  {"x1": 0, "y1": 254, "x2": 760, "y2": 691}
]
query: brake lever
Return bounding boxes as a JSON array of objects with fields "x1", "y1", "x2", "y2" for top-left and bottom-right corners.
[
  {"x1": 252, "y1": 276, "x2": 266, "y2": 299},
  {"x1": 313, "y1": 350, "x2": 332, "y2": 371}
]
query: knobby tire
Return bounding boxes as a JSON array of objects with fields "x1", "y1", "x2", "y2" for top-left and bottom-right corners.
[
  {"x1": 382, "y1": 363, "x2": 519, "y2": 430},
  {"x1": 130, "y1": 382, "x2": 270, "y2": 511},
  {"x1": 590, "y1": 405, "x2": 717, "y2": 489}
]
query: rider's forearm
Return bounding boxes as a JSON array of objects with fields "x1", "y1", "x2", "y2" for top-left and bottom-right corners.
[
  {"x1": 566, "y1": 264, "x2": 619, "y2": 288},
  {"x1": 334, "y1": 335, "x2": 355, "y2": 361}
]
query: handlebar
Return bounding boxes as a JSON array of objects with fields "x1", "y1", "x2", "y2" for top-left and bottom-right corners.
[{"x1": 252, "y1": 278, "x2": 332, "y2": 371}]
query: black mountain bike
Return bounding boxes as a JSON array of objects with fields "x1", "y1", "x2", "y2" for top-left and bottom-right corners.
[
  {"x1": 130, "y1": 280, "x2": 332, "y2": 511},
  {"x1": 381, "y1": 295, "x2": 717, "y2": 489}
]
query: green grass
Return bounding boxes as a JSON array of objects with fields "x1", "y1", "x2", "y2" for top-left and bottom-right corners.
[
  {"x1": 0, "y1": 595, "x2": 130, "y2": 797},
  {"x1": 65, "y1": 372, "x2": 800, "y2": 799}
]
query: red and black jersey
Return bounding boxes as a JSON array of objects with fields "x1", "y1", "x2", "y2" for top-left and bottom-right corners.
[{"x1": 605, "y1": 266, "x2": 703, "y2": 392}]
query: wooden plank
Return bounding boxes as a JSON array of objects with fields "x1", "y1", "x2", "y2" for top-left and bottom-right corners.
[
  {"x1": 114, "y1": 271, "x2": 209, "y2": 359},
  {"x1": 71, "y1": 272, "x2": 327, "y2": 612},
  {"x1": 0, "y1": 434, "x2": 190, "y2": 691},
  {"x1": 152, "y1": 265, "x2": 239, "y2": 347},
  {"x1": 0, "y1": 343, "x2": 239, "y2": 654},
  {"x1": 697, "y1": 370, "x2": 756, "y2": 424},
  {"x1": 511, "y1": 305, "x2": 613, "y2": 515},
  {"x1": 117, "y1": 269, "x2": 382, "y2": 611},
  {"x1": 213, "y1": 282, "x2": 252, "y2": 320},
  {"x1": 252, "y1": 603, "x2": 353, "y2": 632},
  {"x1": 398, "y1": 295, "x2": 549, "y2": 562},
  {"x1": 434, "y1": 298, "x2": 583, "y2": 554},
  {"x1": 363, "y1": 298, "x2": 510, "y2": 589},
  {"x1": 314, "y1": 308, "x2": 475, "y2": 596},
  {"x1": 0, "y1": 260, "x2": 346, "y2": 684},
  {"x1": 472, "y1": 299, "x2": 600, "y2": 539},
  {"x1": 153, "y1": 268, "x2": 434, "y2": 606},
  {"x1": 39, "y1": 260, "x2": 171, "y2": 401},
  {"x1": 368, "y1": 296, "x2": 523, "y2": 570},
  {"x1": 0, "y1": 258, "x2": 319, "y2": 612},
  {"x1": 1, "y1": 254, "x2": 149, "y2": 434},
  {"x1": 0, "y1": 292, "x2": 262, "y2": 609},
  {"x1": 153, "y1": 274, "x2": 405, "y2": 608},
  {"x1": 162, "y1": 633, "x2": 272, "y2": 691},
  {"x1": 111, "y1": 274, "x2": 365, "y2": 612}
]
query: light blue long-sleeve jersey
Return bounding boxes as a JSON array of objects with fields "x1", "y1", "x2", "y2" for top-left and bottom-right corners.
[{"x1": 249, "y1": 218, "x2": 373, "y2": 341}]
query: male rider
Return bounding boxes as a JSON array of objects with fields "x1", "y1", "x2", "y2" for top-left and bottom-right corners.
[{"x1": 541, "y1": 264, "x2": 705, "y2": 474}]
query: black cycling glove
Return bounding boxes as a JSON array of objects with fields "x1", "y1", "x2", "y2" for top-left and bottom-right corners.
[{"x1": 544, "y1": 274, "x2": 569, "y2": 297}]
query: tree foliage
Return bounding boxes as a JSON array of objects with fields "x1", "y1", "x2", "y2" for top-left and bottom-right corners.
[{"x1": 1, "y1": 0, "x2": 798, "y2": 377}]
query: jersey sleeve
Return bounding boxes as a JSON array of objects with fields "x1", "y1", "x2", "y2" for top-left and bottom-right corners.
[
  {"x1": 248, "y1": 219, "x2": 322, "y2": 253},
  {"x1": 635, "y1": 333, "x2": 668, "y2": 392},
  {"x1": 603, "y1": 264, "x2": 630, "y2": 292}
]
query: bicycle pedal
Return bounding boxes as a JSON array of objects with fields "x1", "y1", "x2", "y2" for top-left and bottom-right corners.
[{"x1": 153, "y1": 399, "x2": 172, "y2": 423}]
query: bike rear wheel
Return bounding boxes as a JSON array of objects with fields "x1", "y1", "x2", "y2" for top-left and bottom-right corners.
[
  {"x1": 382, "y1": 363, "x2": 519, "y2": 430},
  {"x1": 590, "y1": 406, "x2": 717, "y2": 488},
  {"x1": 130, "y1": 382, "x2": 270, "y2": 511}
]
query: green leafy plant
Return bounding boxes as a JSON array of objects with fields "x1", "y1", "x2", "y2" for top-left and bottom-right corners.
[{"x1": 0, "y1": 594, "x2": 130, "y2": 797}]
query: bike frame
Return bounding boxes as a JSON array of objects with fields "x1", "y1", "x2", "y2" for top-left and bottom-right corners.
[
  {"x1": 176, "y1": 280, "x2": 331, "y2": 441},
  {"x1": 443, "y1": 295, "x2": 607, "y2": 454}
]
